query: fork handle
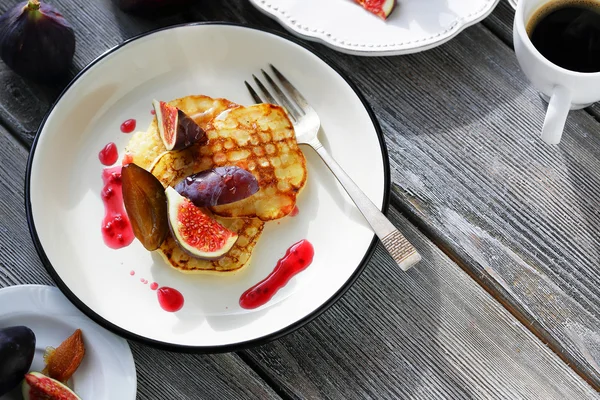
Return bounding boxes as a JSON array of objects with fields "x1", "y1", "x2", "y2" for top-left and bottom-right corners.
[{"x1": 312, "y1": 143, "x2": 421, "y2": 271}]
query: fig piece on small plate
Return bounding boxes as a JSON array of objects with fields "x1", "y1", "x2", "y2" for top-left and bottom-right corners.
[
  {"x1": 166, "y1": 186, "x2": 238, "y2": 260},
  {"x1": 122, "y1": 162, "x2": 169, "y2": 251},
  {"x1": 22, "y1": 372, "x2": 81, "y2": 400},
  {"x1": 152, "y1": 99, "x2": 207, "y2": 151},
  {"x1": 354, "y1": 0, "x2": 396, "y2": 19},
  {"x1": 42, "y1": 329, "x2": 85, "y2": 383}
]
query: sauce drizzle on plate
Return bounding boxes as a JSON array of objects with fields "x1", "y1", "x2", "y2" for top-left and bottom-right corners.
[{"x1": 240, "y1": 240, "x2": 314, "y2": 309}]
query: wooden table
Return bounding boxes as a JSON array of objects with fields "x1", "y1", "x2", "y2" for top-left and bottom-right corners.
[{"x1": 0, "y1": 1, "x2": 599, "y2": 398}]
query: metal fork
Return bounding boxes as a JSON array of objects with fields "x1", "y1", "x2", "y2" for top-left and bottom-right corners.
[{"x1": 245, "y1": 65, "x2": 421, "y2": 271}]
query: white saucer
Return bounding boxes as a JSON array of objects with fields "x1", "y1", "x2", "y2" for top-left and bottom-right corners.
[{"x1": 249, "y1": 0, "x2": 500, "y2": 56}]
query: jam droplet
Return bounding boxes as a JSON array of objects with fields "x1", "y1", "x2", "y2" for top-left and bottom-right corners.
[
  {"x1": 239, "y1": 240, "x2": 314, "y2": 309},
  {"x1": 98, "y1": 142, "x2": 118, "y2": 166},
  {"x1": 101, "y1": 166, "x2": 135, "y2": 249},
  {"x1": 150, "y1": 282, "x2": 159, "y2": 290},
  {"x1": 157, "y1": 287, "x2": 184, "y2": 312},
  {"x1": 120, "y1": 119, "x2": 136, "y2": 133},
  {"x1": 289, "y1": 206, "x2": 299, "y2": 217}
]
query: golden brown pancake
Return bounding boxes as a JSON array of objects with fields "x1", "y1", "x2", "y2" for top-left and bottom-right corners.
[{"x1": 150, "y1": 103, "x2": 308, "y2": 221}]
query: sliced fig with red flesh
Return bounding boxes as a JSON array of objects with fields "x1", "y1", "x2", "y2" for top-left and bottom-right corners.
[
  {"x1": 166, "y1": 186, "x2": 238, "y2": 260},
  {"x1": 174, "y1": 166, "x2": 259, "y2": 208},
  {"x1": 152, "y1": 99, "x2": 207, "y2": 151},
  {"x1": 354, "y1": 0, "x2": 396, "y2": 19},
  {"x1": 122, "y1": 163, "x2": 169, "y2": 251},
  {"x1": 22, "y1": 372, "x2": 81, "y2": 400}
]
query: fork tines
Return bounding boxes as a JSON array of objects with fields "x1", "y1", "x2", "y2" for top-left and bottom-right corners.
[{"x1": 245, "y1": 65, "x2": 308, "y2": 122}]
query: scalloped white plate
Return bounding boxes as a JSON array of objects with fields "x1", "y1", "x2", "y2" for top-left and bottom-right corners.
[
  {"x1": 249, "y1": 0, "x2": 500, "y2": 56},
  {"x1": 0, "y1": 285, "x2": 136, "y2": 400}
]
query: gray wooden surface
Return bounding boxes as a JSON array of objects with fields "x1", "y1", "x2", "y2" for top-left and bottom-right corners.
[
  {"x1": 0, "y1": 120, "x2": 596, "y2": 398},
  {"x1": 0, "y1": 0, "x2": 599, "y2": 398}
]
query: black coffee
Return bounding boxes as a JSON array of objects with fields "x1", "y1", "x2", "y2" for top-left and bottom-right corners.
[{"x1": 527, "y1": 0, "x2": 600, "y2": 73}]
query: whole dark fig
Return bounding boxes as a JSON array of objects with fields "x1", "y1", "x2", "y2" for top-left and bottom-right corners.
[{"x1": 0, "y1": 0, "x2": 75, "y2": 83}]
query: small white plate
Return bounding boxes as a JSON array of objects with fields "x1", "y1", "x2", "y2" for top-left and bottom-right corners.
[
  {"x1": 249, "y1": 0, "x2": 500, "y2": 56},
  {"x1": 0, "y1": 285, "x2": 136, "y2": 400},
  {"x1": 26, "y1": 23, "x2": 389, "y2": 350}
]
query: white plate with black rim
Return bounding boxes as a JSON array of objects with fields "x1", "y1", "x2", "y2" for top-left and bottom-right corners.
[
  {"x1": 249, "y1": 0, "x2": 500, "y2": 56},
  {"x1": 26, "y1": 23, "x2": 390, "y2": 351},
  {"x1": 0, "y1": 285, "x2": 136, "y2": 399}
]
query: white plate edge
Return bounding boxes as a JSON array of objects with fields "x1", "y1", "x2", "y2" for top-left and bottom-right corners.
[{"x1": 248, "y1": 0, "x2": 501, "y2": 56}]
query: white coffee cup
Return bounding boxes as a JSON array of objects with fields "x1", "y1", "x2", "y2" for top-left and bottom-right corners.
[{"x1": 513, "y1": 0, "x2": 600, "y2": 144}]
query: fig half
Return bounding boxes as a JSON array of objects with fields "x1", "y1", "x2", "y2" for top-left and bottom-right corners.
[
  {"x1": 122, "y1": 163, "x2": 169, "y2": 251},
  {"x1": 22, "y1": 372, "x2": 81, "y2": 400},
  {"x1": 166, "y1": 186, "x2": 238, "y2": 260},
  {"x1": 353, "y1": 0, "x2": 396, "y2": 19},
  {"x1": 42, "y1": 329, "x2": 85, "y2": 383},
  {"x1": 152, "y1": 99, "x2": 207, "y2": 151},
  {"x1": 174, "y1": 166, "x2": 259, "y2": 208}
]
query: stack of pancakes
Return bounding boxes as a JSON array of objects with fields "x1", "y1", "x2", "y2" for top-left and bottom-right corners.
[{"x1": 124, "y1": 95, "x2": 307, "y2": 274}]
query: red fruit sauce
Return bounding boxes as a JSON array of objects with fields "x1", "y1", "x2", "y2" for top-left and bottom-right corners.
[
  {"x1": 130, "y1": 270, "x2": 135, "y2": 276},
  {"x1": 289, "y1": 206, "x2": 299, "y2": 217},
  {"x1": 150, "y1": 109, "x2": 156, "y2": 115},
  {"x1": 120, "y1": 119, "x2": 136, "y2": 133},
  {"x1": 157, "y1": 287, "x2": 184, "y2": 312},
  {"x1": 150, "y1": 282, "x2": 159, "y2": 291},
  {"x1": 239, "y1": 240, "x2": 314, "y2": 309},
  {"x1": 101, "y1": 166, "x2": 134, "y2": 249},
  {"x1": 98, "y1": 142, "x2": 118, "y2": 166}
]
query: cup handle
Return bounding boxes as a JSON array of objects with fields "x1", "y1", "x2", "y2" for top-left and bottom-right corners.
[{"x1": 541, "y1": 85, "x2": 572, "y2": 144}]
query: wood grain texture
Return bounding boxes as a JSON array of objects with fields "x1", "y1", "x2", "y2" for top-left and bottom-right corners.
[
  {"x1": 0, "y1": 122, "x2": 596, "y2": 399},
  {"x1": 303, "y1": 13, "x2": 600, "y2": 388},
  {"x1": 240, "y1": 206, "x2": 598, "y2": 399},
  {"x1": 0, "y1": 0, "x2": 599, "y2": 396},
  {"x1": 0, "y1": 127, "x2": 280, "y2": 399}
]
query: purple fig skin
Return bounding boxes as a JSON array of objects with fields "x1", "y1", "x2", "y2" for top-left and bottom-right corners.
[
  {"x1": 153, "y1": 99, "x2": 207, "y2": 151},
  {"x1": 174, "y1": 166, "x2": 260, "y2": 208},
  {"x1": 0, "y1": 0, "x2": 75, "y2": 83},
  {"x1": 174, "y1": 108, "x2": 208, "y2": 150}
]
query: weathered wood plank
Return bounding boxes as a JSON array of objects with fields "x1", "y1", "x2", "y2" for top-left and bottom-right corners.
[
  {"x1": 0, "y1": 127, "x2": 280, "y2": 399},
  {"x1": 301, "y1": 18, "x2": 600, "y2": 387},
  {"x1": 240, "y1": 206, "x2": 598, "y2": 399}
]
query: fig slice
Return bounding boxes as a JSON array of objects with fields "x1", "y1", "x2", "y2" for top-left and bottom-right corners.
[
  {"x1": 22, "y1": 372, "x2": 81, "y2": 400},
  {"x1": 166, "y1": 186, "x2": 238, "y2": 260},
  {"x1": 122, "y1": 163, "x2": 169, "y2": 251},
  {"x1": 152, "y1": 99, "x2": 207, "y2": 151},
  {"x1": 353, "y1": 0, "x2": 396, "y2": 19},
  {"x1": 174, "y1": 166, "x2": 259, "y2": 208},
  {"x1": 42, "y1": 329, "x2": 84, "y2": 384}
]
